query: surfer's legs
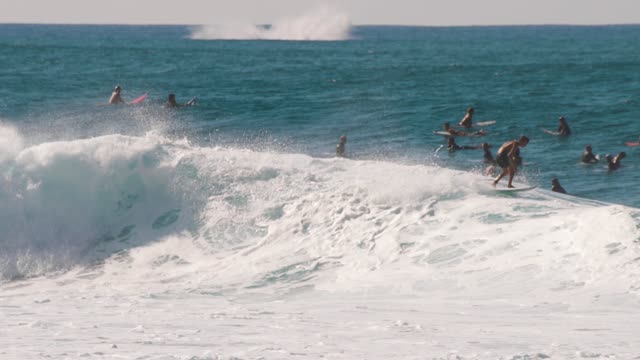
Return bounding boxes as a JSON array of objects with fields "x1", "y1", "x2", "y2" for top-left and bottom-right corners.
[
  {"x1": 493, "y1": 167, "x2": 508, "y2": 186},
  {"x1": 506, "y1": 165, "x2": 516, "y2": 188}
]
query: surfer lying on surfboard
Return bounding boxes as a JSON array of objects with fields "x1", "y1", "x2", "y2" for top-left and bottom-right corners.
[
  {"x1": 100, "y1": 85, "x2": 147, "y2": 106},
  {"x1": 166, "y1": 93, "x2": 196, "y2": 108},
  {"x1": 443, "y1": 122, "x2": 486, "y2": 137},
  {"x1": 493, "y1": 136, "x2": 529, "y2": 188}
]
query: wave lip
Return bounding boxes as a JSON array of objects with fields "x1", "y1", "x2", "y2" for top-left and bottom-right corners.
[{"x1": 190, "y1": 8, "x2": 352, "y2": 41}]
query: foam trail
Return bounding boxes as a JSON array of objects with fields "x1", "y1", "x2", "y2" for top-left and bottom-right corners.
[{"x1": 191, "y1": 7, "x2": 352, "y2": 41}]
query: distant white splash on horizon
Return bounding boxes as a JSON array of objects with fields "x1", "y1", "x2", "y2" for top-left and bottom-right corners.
[{"x1": 190, "y1": 8, "x2": 352, "y2": 41}]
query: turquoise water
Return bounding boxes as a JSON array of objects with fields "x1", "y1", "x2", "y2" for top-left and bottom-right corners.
[{"x1": 1, "y1": 24, "x2": 640, "y2": 205}]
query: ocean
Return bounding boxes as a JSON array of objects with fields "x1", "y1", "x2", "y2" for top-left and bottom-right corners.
[{"x1": 1, "y1": 22, "x2": 640, "y2": 359}]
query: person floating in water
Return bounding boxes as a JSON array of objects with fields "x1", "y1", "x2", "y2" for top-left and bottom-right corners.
[
  {"x1": 443, "y1": 122, "x2": 485, "y2": 137},
  {"x1": 166, "y1": 93, "x2": 196, "y2": 108},
  {"x1": 336, "y1": 135, "x2": 347, "y2": 157},
  {"x1": 607, "y1": 151, "x2": 626, "y2": 171},
  {"x1": 458, "y1": 107, "x2": 475, "y2": 128},
  {"x1": 581, "y1": 144, "x2": 598, "y2": 163},
  {"x1": 551, "y1": 178, "x2": 567, "y2": 194},
  {"x1": 109, "y1": 85, "x2": 124, "y2": 105},
  {"x1": 493, "y1": 136, "x2": 529, "y2": 188},
  {"x1": 557, "y1": 116, "x2": 571, "y2": 136},
  {"x1": 447, "y1": 137, "x2": 481, "y2": 152}
]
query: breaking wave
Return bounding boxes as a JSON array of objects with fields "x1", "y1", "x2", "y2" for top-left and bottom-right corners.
[{"x1": 1, "y1": 130, "x2": 640, "y2": 301}]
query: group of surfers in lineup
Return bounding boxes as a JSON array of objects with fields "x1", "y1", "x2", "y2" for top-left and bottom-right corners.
[
  {"x1": 105, "y1": 87, "x2": 623, "y2": 192},
  {"x1": 108, "y1": 85, "x2": 194, "y2": 107},
  {"x1": 337, "y1": 107, "x2": 627, "y2": 193}
]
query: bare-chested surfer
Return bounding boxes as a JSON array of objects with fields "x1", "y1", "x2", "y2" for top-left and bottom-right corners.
[
  {"x1": 493, "y1": 136, "x2": 529, "y2": 188},
  {"x1": 109, "y1": 85, "x2": 124, "y2": 105},
  {"x1": 458, "y1": 107, "x2": 474, "y2": 128}
]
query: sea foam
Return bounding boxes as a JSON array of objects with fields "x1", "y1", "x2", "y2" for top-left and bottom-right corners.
[
  {"x1": 1, "y1": 133, "x2": 640, "y2": 303},
  {"x1": 190, "y1": 7, "x2": 352, "y2": 41}
]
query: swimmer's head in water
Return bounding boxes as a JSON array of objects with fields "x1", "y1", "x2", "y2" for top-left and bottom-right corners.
[
  {"x1": 551, "y1": 178, "x2": 560, "y2": 185},
  {"x1": 114, "y1": 85, "x2": 121, "y2": 92},
  {"x1": 339, "y1": 135, "x2": 347, "y2": 143},
  {"x1": 482, "y1": 142, "x2": 490, "y2": 150},
  {"x1": 619, "y1": 152, "x2": 627, "y2": 159},
  {"x1": 168, "y1": 93, "x2": 176, "y2": 101},
  {"x1": 443, "y1": 122, "x2": 450, "y2": 129},
  {"x1": 467, "y1": 107, "x2": 474, "y2": 113},
  {"x1": 585, "y1": 144, "x2": 592, "y2": 151}
]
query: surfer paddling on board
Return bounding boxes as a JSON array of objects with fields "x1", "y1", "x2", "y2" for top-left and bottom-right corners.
[
  {"x1": 492, "y1": 136, "x2": 529, "y2": 188},
  {"x1": 336, "y1": 135, "x2": 347, "y2": 157},
  {"x1": 166, "y1": 93, "x2": 196, "y2": 108},
  {"x1": 458, "y1": 107, "x2": 475, "y2": 128},
  {"x1": 443, "y1": 122, "x2": 486, "y2": 137},
  {"x1": 581, "y1": 144, "x2": 599, "y2": 163},
  {"x1": 109, "y1": 85, "x2": 124, "y2": 105}
]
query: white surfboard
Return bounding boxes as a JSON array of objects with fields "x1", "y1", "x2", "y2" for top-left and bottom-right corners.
[
  {"x1": 433, "y1": 131, "x2": 485, "y2": 137},
  {"x1": 492, "y1": 185, "x2": 537, "y2": 193},
  {"x1": 479, "y1": 179, "x2": 537, "y2": 193},
  {"x1": 475, "y1": 120, "x2": 496, "y2": 126}
]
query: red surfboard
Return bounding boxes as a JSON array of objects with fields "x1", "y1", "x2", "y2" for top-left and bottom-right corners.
[{"x1": 131, "y1": 93, "x2": 148, "y2": 104}]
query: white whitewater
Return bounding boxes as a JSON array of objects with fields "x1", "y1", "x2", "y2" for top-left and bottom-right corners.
[
  {"x1": 190, "y1": 8, "x2": 352, "y2": 41},
  {"x1": 2, "y1": 132, "x2": 640, "y2": 359}
]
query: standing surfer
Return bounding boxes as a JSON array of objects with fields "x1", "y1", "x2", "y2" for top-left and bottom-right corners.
[{"x1": 493, "y1": 136, "x2": 529, "y2": 188}]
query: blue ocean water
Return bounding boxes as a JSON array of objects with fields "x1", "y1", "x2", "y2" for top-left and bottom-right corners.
[
  {"x1": 2, "y1": 24, "x2": 639, "y2": 205},
  {"x1": 2, "y1": 23, "x2": 640, "y2": 280}
]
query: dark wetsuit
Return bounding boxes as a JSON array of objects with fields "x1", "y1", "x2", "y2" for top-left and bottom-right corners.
[
  {"x1": 483, "y1": 149, "x2": 495, "y2": 164},
  {"x1": 551, "y1": 184, "x2": 567, "y2": 194},
  {"x1": 582, "y1": 151, "x2": 597, "y2": 163},
  {"x1": 558, "y1": 123, "x2": 571, "y2": 136}
]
